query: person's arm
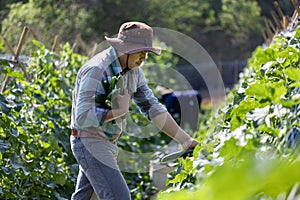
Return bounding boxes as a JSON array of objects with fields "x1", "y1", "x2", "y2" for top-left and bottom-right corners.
[
  {"x1": 133, "y1": 69, "x2": 198, "y2": 149},
  {"x1": 75, "y1": 67, "x2": 110, "y2": 128},
  {"x1": 152, "y1": 112, "x2": 199, "y2": 150}
]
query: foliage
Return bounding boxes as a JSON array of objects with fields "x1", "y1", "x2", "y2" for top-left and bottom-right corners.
[
  {"x1": 0, "y1": 42, "x2": 86, "y2": 199},
  {"x1": 158, "y1": 25, "x2": 300, "y2": 199},
  {"x1": 258, "y1": 0, "x2": 294, "y2": 20},
  {"x1": 0, "y1": 40, "x2": 4, "y2": 54},
  {"x1": 219, "y1": 0, "x2": 262, "y2": 45},
  {"x1": 0, "y1": 0, "x2": 289, "y2": 60},
  {"x1": 0, "y1": 0, "x2": 88, "y2": 54},
  {"x1": 160, "y1": 154, "x2": 300, "y2": 200},
  {"x1": 1, "y1": 1, "x2": 40, "y2": 54}
]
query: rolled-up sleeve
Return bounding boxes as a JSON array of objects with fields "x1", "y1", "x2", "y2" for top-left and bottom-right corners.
[
  {"x1": 75, "y1": 67, "x2": 109, "y2": 127},
  {"x1": 133, "y1": 70, "x2": 167, "y2": 120}
]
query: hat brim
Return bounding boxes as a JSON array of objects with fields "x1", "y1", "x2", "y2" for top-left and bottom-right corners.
[{"x1": 105, "y1": 36, "x2": 161, "y2": 56}]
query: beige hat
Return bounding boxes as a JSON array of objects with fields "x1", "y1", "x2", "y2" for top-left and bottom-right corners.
[{"x1": 105, "y1": 21, "x2": 161, "y2": 55}]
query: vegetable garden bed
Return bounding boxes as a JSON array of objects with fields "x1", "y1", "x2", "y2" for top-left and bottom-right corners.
[{"x1": 158, "y1": 15, "x2": 300, "y2": 200}]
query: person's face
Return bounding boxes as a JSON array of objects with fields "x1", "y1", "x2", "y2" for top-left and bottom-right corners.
[{"x1": 128, "y1": 51, "x2": 148, "y2": 69}]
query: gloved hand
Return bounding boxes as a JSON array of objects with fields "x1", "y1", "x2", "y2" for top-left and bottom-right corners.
[
  {"x1": 180, "y1": 138, "x2": 198, "y2": 158},
  {"x1": 111, "y1": 88, "x2": 131, "y2": 114},
  {"x1": 181, "y1": 138, "x2": 199, "y2": 150}
]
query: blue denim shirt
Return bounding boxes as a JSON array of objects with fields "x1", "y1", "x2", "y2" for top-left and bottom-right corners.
[{"x1": 71, "y1": 47, "x2": 166, "y2": 141}]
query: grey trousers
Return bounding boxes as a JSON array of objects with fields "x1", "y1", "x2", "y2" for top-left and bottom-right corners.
[{"x1": 70, "y1": 136, "x2": 131, "y2": 200}]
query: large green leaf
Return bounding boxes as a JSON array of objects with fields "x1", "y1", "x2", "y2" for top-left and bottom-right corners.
[
  {"x1": 245, "y1": 81, "x2": 272, "y2": 100},
  {"x1": 283, "y1": 67, "x2": 300, "y2": 81}
]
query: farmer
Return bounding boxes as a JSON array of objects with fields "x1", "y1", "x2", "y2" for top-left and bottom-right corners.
[{"x1": 70, "y1": 21, "x2": 199, "y2": 200}]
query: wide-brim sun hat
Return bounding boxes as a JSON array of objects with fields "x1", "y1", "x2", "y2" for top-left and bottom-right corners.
[{"x1": 105, "y1": 21, "x2": 161, "y2": 56}]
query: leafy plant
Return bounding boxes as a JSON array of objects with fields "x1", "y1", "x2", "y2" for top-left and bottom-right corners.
[
  {"x1": 158, "y1": 25, "x2": 300, "y2": 199},
  {"x1": 0, "y1": 42, "x2": 87, "y2": 199}
]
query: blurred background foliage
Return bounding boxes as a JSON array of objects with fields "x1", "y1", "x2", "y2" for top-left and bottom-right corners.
[{"x1": 0, "y1": 0, "x2": 295, "y2": 61}]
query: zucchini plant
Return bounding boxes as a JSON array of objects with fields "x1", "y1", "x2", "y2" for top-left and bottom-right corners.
[
  {"x1": 159, "y1": 25, "x2": 300, "y2": 200},
  {"x1": 0, "y1": 42, "x2": 86, "y2": 199}
]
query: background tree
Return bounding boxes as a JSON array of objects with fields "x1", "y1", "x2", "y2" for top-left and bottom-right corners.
[
  {"x1": 216, "y1": 0, "x2": 263, "y2": 60},
  {"x1": 1, "y1": 0, "x2": 294, "y2": 61},
  {"x1": 0, "y1": 0, "x2": 88, "y2": 54}
]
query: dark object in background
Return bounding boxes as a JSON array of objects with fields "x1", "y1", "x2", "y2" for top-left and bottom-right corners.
[{"x1": 157, "y1": 86, "x2": 202, "y2": 132}]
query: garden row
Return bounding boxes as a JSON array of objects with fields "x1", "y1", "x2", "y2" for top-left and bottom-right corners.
[{"x1": 158, "y1": 16, "x2": 300, "y2": 200}]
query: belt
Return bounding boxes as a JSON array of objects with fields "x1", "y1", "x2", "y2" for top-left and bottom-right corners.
[{"x1": 71, "y1": 129, "x2": 116, "y2": 143}]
